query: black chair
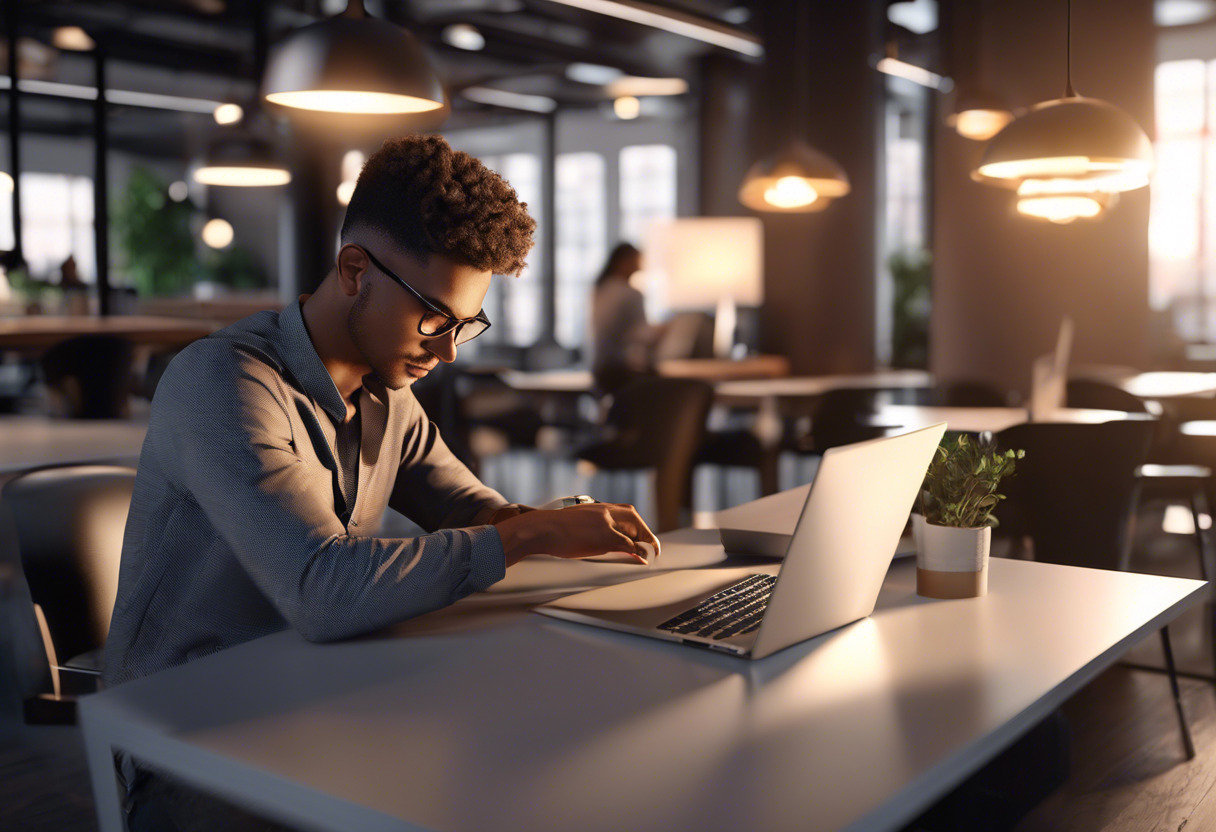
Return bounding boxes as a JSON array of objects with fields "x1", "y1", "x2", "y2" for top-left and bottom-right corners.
[
  {"x1": 1066, "y1": 378, "x2": 1215, "y2": 597},
  {"x1": 2, "y1": 464, "x2": 136, "y2": 723},
  {"x1": 996, "y1": 421, "x2": 1197, "y2": 758},
  {"x1": 789, "y1": 387, "x2": 896, "y2": 456},
  {"x1": 929, "y1": 379, "x2": 1011, "y2": 407},
  {"x1": 577, "y1": 377, "x2": 714, "y2": 533},
  {"x1": 41, "y1": 334, "x2": 135, "y2": 419}
]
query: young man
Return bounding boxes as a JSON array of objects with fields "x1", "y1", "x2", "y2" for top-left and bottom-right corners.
[{"x1": 104, "y1": 134, "x2": 660, "y2": 689}]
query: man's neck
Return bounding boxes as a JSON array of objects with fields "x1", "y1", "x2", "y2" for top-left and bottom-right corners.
[{"x1": 300, "y1": 282, "x2": 369, "y2": 420}]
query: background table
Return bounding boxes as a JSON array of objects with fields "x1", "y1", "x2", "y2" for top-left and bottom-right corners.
[
  {"x1": 81, "y1": 530, "x2": 1206, "y2": 832},
  {"x1": 868, "y1": 405, "x2": 1142, "y2": 435},
  {"x1": 0, "y1": 414, "x2": 147, "y2": 473},
  {"x1": 0, "y1": 315, "x2": 215, "y2": 354}
]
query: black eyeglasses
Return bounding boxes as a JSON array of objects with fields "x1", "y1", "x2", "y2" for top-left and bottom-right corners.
[{"x1": 360, "y1": 247, "x2": 492, "y2": 346}]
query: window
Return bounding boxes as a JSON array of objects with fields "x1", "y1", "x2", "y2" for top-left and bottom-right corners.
[
  {"x1": 555, "y1": 152, "x2": 606, "y2": 348},
  {"x1": 619, "y1": 145, "x2": 677, "y2": 247},
  {"x1": 1150, "y1": 59, "x2": 1211, "y2": 339},
  {"x1": 479, "y1": 153, "x2": 543, "y2": 346},
  {"x1": 0, "y1": 173, "x2": 95, "y2": 281}
]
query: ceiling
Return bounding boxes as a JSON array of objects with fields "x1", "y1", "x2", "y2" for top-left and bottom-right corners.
[{"x1": 6, "y1": 0, "x2": 764, "y2": 158}]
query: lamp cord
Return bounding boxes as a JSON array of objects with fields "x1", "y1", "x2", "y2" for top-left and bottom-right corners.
[{"x1": 1065, "y1": 0, "x2": 1075, "y2": 97}]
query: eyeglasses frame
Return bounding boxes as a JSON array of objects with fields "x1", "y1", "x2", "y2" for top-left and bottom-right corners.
[{"x1": 356, "y1": 246, "x2": 492, "y2": 345}]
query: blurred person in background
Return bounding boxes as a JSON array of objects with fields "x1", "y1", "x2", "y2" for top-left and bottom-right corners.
[{"x1": 590, "y1": 243, "x2": 663, "y2": 393}]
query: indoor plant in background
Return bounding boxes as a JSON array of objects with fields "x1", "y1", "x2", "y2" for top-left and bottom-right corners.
[{"x1": 916, "y1": 433, "x2": 1024, "y2": 599}]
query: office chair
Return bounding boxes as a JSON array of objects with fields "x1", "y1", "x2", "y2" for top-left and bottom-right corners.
[
  {"x1": 577, "y1": 377, "x2": 714, "y2": 533},
  {"x1": 996, "y1": 421, "x2": 1198, "y2": 758},
  {"x1": 3, "y1": 464, "x2": 136, "y2": 723},
  {"x1": 1066, "y1": 379, "x2": 1215, "y2": 625}
]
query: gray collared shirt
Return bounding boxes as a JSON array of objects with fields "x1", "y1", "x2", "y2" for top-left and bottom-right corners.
[{"x1": 103, "y1": 300, "x2": 510, "y2": 686}]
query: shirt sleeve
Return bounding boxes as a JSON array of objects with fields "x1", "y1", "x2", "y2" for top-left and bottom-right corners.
[
  {"x1": 155, "y1": 341, "x2": 506, "y2": 643},
  {"x1": 388, "y1": 390, "x2": 514, "y2": 532}
]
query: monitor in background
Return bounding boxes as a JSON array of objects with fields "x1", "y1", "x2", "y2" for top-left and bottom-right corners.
[{"x1": 1029, "y1": 316, "x2": 1074, "y2": 421}]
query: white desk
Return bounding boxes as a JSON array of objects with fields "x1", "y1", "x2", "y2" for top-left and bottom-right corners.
[
  {"x1": 868, "y1": 405, "x2": 1140, "y2": 435},
  {"x1": 81, "y1": 530, "x2": 1205, "y2": 832}
]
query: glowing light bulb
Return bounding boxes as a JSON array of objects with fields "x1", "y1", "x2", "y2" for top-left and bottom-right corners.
[
  {"x1": 763, "y1": 176, "x2": 819, "y2": 209},
  {"x1": 613, "y1": 96, "x2": 640, "y2": 119},
  {"x1": 1016, "y1": 195, "x2": 1103, "y2": 224},
  {"x1": 202, "y1": 218, "x2": 234, "y2": 249},
  {"x1": 213, "y1": 103, "x2": 244, "y2": 125},
  {"x1": 952, "y1": 108, "x2": 1013, "y2": 141}
]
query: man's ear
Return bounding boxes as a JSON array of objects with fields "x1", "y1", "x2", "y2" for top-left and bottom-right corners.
[{"x1": 335, "y1": 244, "x2": 370, "y2": 298}]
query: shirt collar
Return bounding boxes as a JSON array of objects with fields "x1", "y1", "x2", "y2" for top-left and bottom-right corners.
[{"x1": 277, "y1": 297, "x2": 349, "y2": 423}]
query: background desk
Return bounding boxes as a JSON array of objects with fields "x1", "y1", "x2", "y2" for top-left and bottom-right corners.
[
  {"x1": 0, "y1": 315, "x2": 214, "y2": 354},
  {"x1": 82, "y1": 531, "x2": 1205, "y2": 832},
  {"x1": 868, "y1": 405, "x2": 1141, "y2": 435}
]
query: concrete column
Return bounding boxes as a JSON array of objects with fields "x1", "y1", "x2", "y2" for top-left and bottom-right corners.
[{"x1": 752, "y1": 0, "x2": 883, "y2": 374}]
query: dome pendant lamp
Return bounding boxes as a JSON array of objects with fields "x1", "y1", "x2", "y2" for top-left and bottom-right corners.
[
  {"x1": 972, "y1": 0, "x2": 1153, "y2": 222},
  {"x1": 737, "y1": 2, "x2": 849, "y2": 213},
  {"x1": 738, "y1": 139, "x2": 851, "y2": 212},
  {"x1": 194, "y1": 132, "x2": 292, "y2": 187},
  {"x1": 261, "y1": 0, "x2": 445, "y2": 115}
]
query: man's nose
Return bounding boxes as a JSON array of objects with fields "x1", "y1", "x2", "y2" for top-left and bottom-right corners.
[{"x1": 425, "y1": 330, "x2": 458, "y2": 363}]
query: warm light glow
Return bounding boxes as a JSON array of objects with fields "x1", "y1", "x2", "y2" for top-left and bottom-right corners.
[
  {"x1": 193, "y1": 166, "x2": 292, "y2": 187},
  {"x1": 978, "y1": 155, "x2": 1152, "y2": 189},
  {"x1": 213, "y1": 103, "x2": 244, "y2": 125},
  {"x1": 606, "y1": 77, "x2": 689, "y2": 97},
  {"x1": 341, "y1": 149, "x2": 365, "y2": 183},
  {"x1": 202, "y1": 218, "x2": 234, "y2": 249},
  {"x1": 337, "y1": 180, "x2": 356, "y2": 205},
  {"x1": 0, "y1": 172, "x2": 12, "y2": 192},
  {"x1": 168, "y1": 180, "x2": 189, "y2": 202},
  {"x1": 52, "y1": 26, "x2": 95, "y2": 51},
  {"x1": 264, "y1": 90, "x2": 443, "y2": 114},
  {"x1": 763, "y1": 176, "x2": 819, "y2": 208},
  {"x1": 1018, "y1": 171, "x2": 1150, "y2": 195},
  {"x1": 613, "y1": 96, "x2": 641, "y2": 119},
  {"x1": 1016, "y1": 195, "x2": 1103, "y2": 223},
  {"x1": 951, "y1": 108, "x2": 1014, "y2": 141}
]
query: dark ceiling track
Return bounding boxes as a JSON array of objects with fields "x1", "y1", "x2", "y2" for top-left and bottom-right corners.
[
  {"x1": 6, "y1": 0, "x2": 23, "y2": 269},
  {"x1": 94, "y1": 42, "x2": 110, "y2": 316}
]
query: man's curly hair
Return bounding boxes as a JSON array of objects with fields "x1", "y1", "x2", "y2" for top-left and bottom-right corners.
[{"x1": 340, "y1": 134, "x2": 535, "y2": 276}]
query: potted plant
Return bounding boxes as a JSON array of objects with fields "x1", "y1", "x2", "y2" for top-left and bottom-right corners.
[{"x1": 915, "y1": 433, "x2": 1024, "y2": 599}]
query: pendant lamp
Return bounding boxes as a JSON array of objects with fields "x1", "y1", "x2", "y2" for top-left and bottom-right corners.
[
  {"x1": 738, "y1": 140, "x2": 850, "y2": 212},
  {"x1": 947, "y1": 88, "x2": 1014, "y2": 141},
  {"x1": 193, "y1": 133, "x2": 291, "y2": 187},
  {"x1": 738, "y1": 3, "x2": 849, "y2": 213},
  {"x1": 261, "y1": 0, "x2": 444, "y2": 115},
  {"x1": 971, "y1": 0, "x2": 1153, "y2": 222}
]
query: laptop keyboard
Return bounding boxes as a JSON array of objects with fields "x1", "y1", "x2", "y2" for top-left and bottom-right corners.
[{"x1": 657, "y1": 574, "x2": 776, "y2": 641}]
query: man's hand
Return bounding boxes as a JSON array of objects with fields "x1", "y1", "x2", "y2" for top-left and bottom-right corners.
[{"x1": 492, "y1": 502, "x2": 661, "y2": 567}]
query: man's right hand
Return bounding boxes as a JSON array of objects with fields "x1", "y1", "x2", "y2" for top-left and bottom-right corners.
[{"x1": 492, "y1": 502, "x2": 661, "y2": 567}]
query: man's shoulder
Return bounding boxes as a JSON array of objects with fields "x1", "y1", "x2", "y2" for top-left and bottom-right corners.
[{"x1": 158, "y1": 312, "x2": 293, "y2": 406}]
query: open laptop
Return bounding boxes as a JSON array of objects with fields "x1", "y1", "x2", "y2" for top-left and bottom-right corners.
[{"x1": 535, "y1": 422, "x2": 946, "y2": 659}]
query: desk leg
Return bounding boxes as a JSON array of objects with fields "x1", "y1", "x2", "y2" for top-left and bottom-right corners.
[
  {"x1": 79, "y1": 710, "x2": 127, "y2": 832},
  {"x1": 1161, "y1": 627, "x2": 1197, "y2": 760}
]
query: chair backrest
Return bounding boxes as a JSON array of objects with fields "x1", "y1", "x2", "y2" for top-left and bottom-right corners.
[
  {"x1": 2, "y1": 465, "x2": 136, "y2": 665},
  {"x1": 582, "y1": 377, "x2": 714, "y2": 531},
  {"x1": 1065, "y1": 379, "x2": 1150, "y2": 413},
  {"x1": 932, "y1": 380, "x2": 1011, "y2": 408},
  {"x1": 995, "y1": 421, "x2": 1153, "y2": 570}
]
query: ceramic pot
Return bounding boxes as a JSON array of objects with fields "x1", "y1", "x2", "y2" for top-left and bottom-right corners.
[{"x1": 916, "y1": 521, "x2": 990, "y2": 599}]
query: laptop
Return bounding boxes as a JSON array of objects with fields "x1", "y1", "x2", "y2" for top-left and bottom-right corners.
[{"x1": 535, "y1": 422, "x2": 946, "y2": 659}]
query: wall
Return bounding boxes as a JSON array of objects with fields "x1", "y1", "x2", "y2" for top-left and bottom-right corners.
[{"x1": 931, "y1": 0, "x2": 1155, "y2": 396}]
